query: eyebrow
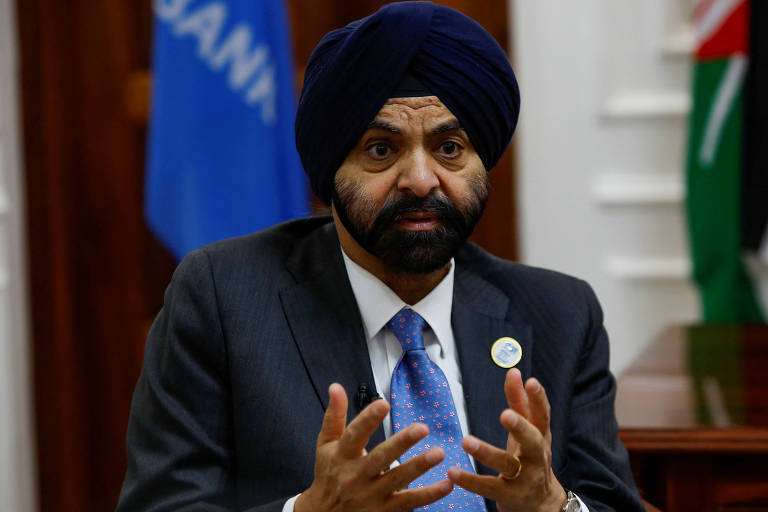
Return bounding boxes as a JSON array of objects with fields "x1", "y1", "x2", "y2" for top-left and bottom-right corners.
[
  {"x1": 367, "y1": 120, "x2": 401, "y2": 134},
  {"x1": 431, "y1": 121, "x2": 464, "y2": 134},
  {"x1": 365, "y1": 119, "x2": 464, "y2": 135}
]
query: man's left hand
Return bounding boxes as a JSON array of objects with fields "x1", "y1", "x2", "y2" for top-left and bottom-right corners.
[{"x1": 447, "y1": 369, "x2": 566, "y2": 512}]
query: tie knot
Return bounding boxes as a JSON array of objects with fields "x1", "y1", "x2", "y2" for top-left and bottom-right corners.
[{"x1": 387, "y1": 308, "x2": 426, "y2": 351}]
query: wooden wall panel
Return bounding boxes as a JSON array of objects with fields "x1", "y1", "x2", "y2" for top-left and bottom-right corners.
[
  {"x1": 16, "y1": 1, "x2": 174, "y2": 510},
  {"x1": 16, "y1": 1, "x2": 514, "y2": 510}
]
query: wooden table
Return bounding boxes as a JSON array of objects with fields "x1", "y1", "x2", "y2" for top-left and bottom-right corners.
[{"x1": 616, "y1": 325, "x2": 768, "y2": 512}]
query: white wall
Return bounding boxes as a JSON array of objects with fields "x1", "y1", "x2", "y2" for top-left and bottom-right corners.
[
  {"x1": 0, "y1": 0, "x2": 37, "y2": 509},
  {"x1": 511, "y1": 0, "x2": 699, "y2": 374}
]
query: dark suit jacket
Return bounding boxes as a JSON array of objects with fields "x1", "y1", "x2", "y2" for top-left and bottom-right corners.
[{"x1": 117, "y1": 216, "x2": 644, "y2": 511}]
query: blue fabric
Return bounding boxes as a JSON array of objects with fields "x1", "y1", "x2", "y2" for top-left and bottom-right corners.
[
  {"x1": 295, "y1": 1, "x2": 520, "y2": 204},
  {"x1": 388, "y1": 308, "x2": 486, "y2": 511},
  {"x1": 146, "y1": 0, "x2": 308, "y2": 260}
]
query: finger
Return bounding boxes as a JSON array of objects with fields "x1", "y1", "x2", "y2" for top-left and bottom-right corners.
[
  {"x1": 376, "y1": 447, "x2": 444, "y2": 492},
  {"x1": 363, "y1": 423, "x2": 429, "y2": 477},
  {"x1": 462, "y1": 435, "x2": 522, "y2": 478},
  {"x1": 505, "y1": 428, "x2": 520, "y2": 457},
  {"x1": 447, "y1": 467, "x2": 507, "y2": 503},
  {"x1": 387, "y1": 480, "x2": 453, "y2": 512},
  {"x1": 525, "y1": 378, "x2": 552, "y2": 440},
  {"x1": 504, "y1": 369, "x2": 527, "y2": 454},
  {"x1": 337, "y1": 398, "x2": 390, "y2": 459},
  {"x1": 500, "y1": 409, "x2": 545, "y2": 459},
  {"x1": 505, "y1": 368, "x2": 530, "y2": 419},
  {"x1": 317, "y1": 383, "x2": 349, "y2": 447}
]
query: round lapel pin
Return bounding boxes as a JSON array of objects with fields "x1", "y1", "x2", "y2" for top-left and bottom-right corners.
[{"x1": 491, "y1": 337, "x2": 522, "y2": 368}]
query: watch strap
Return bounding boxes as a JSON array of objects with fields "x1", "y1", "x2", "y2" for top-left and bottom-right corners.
[{"x1": 561, "y1": 490, "x2": 581, "y2": 512}]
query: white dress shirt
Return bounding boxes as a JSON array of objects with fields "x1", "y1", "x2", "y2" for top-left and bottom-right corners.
[
  {"x1": 283, "y1": 248, "x2": 588, "y2": 511},
  {"x1": 341, "y1": 251, "x2": 471, "y2": 445}
]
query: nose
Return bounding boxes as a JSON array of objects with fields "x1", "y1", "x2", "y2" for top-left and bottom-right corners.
[{"x1": 396, "y1": 148, "x2": 440, "y2": 197}]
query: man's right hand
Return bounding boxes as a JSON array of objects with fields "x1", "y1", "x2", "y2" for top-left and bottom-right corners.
[{"x1": 295, "y1": 383, "x2": 453, "y2": 512}]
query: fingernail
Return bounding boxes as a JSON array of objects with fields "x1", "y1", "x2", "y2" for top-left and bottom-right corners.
[
  {"x1": 426, "y1": 448, "x2": 443, "y2": 465},
  {"x1": 464, "y1": 436, "x2": 479, "y2": 453},
  {"x1": 447, "y1": 467, "x2": 460, "y2": 480},
  {"x1": 531, "y1": 379, "x2": 541, "y2": 393},
  {"x1": 504, "y1": 409, "x2": 519, "y2": 427}
]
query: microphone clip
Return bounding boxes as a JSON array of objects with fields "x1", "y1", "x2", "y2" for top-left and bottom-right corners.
[{"x1": 355, "y1": 383, "x2": 381, "y2": 411}]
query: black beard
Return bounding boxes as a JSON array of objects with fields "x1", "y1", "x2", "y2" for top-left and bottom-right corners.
[{"x1": 332, "y1": 179, "x2": 488, "y2": 274}]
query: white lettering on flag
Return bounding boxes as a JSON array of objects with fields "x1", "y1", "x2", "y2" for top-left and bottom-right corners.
[
  {"x1": 154, "y1": 0, "x2": 278, "y2": 124},
  {"x1": 154, "y1": 0, "x2": 193, "y2": 21},
  {"x1": 246, "y1": 66, "x2": 276, "y2": 121},
  {"x1": 210, "y1": 26, "x2": 269, "y2": 89},
  {"x1": 174, "y1": 3, "x2": 227, "y2": 59}
]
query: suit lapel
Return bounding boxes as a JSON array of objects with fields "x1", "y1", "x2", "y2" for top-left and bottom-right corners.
[
  {"x1": 279, "y1": 223, "x2": 385, "y2": 449},
  {"x1": 452, "y1": 256, "x2": 533, "y2": 478},
  {"x1": 277, "y1": 226, "x2": 533, "y2": 457}
]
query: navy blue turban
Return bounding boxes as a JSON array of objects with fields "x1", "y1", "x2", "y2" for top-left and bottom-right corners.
[{"x1": 295, "y1": 1, "x2": 520, "y2": 205}]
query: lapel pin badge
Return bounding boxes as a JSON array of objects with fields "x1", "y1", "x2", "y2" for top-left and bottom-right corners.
[{"x1": 491, "y1": 337, "x2": 522, "y2": 368}]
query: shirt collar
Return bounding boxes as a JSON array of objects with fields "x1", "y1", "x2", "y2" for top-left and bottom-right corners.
[{"x1": 340, "y1": 248, "x2": 455, "y2": 352}]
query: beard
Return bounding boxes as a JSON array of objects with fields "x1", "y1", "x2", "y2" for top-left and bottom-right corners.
[{"x1": 332, "y1": 174, "x2": 489, "y2": 274}]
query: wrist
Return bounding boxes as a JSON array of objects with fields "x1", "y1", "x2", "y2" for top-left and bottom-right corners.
[
  {"x1": 550, "y1": 484, "x2": 568, "y2": 512},
  {"x1": 559, "y1": 490, "x2": 582, "y2": 511},
  {"x1": 294, "y1": 494, "x2": 304, "y2": 512},
  {"x1": 294, "y1": 490, "x2": 313, "y2": 512}
]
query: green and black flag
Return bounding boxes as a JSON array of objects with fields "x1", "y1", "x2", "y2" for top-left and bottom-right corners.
[{"x1": 686, "y1": 0, "x2": 768, "y2": 323}]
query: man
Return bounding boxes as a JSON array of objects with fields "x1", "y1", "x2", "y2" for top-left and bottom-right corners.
[{"x1": 118, "y1": 3, "x2": 644, "y2": 511}]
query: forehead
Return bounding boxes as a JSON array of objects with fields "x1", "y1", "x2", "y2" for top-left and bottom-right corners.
[{"x1": 372, "y1": 96, "x2": 458, "y2": 127}]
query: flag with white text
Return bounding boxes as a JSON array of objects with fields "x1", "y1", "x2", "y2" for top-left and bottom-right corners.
[{"x1": 146, "y1": 0, "x2": 307, "y2": 260}]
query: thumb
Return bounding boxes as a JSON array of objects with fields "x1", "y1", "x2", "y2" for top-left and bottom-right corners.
[{"x1": 316, "y1": 383, "x2": 348, "y2": 447}]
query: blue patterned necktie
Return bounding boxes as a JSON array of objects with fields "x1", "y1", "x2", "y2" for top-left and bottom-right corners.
[{"x1": 388, "y1": 308, "x2": 487, "y2": 511}]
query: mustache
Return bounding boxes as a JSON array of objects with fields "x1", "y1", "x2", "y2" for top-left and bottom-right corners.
[
  {"x1": 375, "y1": 193, "x2": 464, "y2": 226},
  {"x1": 362, "y1": 192, "x2": 470, "y2": 253}
]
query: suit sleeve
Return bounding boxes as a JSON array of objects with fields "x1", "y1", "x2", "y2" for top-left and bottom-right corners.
[
  {"x1": 563, "y1": 282, "x2": 645, "y2": 512},
  {"x1": 116, "y1": 249, "x2": 289, "y2": 512}
]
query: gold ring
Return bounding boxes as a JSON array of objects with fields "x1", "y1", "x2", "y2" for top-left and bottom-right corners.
[{"x1": 499, "y1": 454, "x2": 522, "y2": 481}]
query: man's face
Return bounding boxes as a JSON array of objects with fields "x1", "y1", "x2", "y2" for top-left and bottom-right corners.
[{"x1": 333, "y1": 96, "x2": 488, "y2": 274}]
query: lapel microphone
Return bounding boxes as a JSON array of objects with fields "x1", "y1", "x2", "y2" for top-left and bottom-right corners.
[{"x1": 355, "y1": 383, "x2": 381, "y2": 411}]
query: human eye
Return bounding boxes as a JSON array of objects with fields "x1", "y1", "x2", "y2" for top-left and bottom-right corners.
[
  {"x1": 365, "y1": 141, "x2": 394, "y2": 160},
  {"x1": 437, "y1": 140, "x2": 463, "y2": 158}
]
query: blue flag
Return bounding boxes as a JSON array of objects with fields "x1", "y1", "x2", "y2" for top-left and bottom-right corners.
[{"x1": 146, "y1": 0, "x2": 307, "y2": 260}]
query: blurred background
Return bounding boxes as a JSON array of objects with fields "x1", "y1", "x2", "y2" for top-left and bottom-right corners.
[{"x1": 0, "y1": 0, "x2": 766, "y2": 510}]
